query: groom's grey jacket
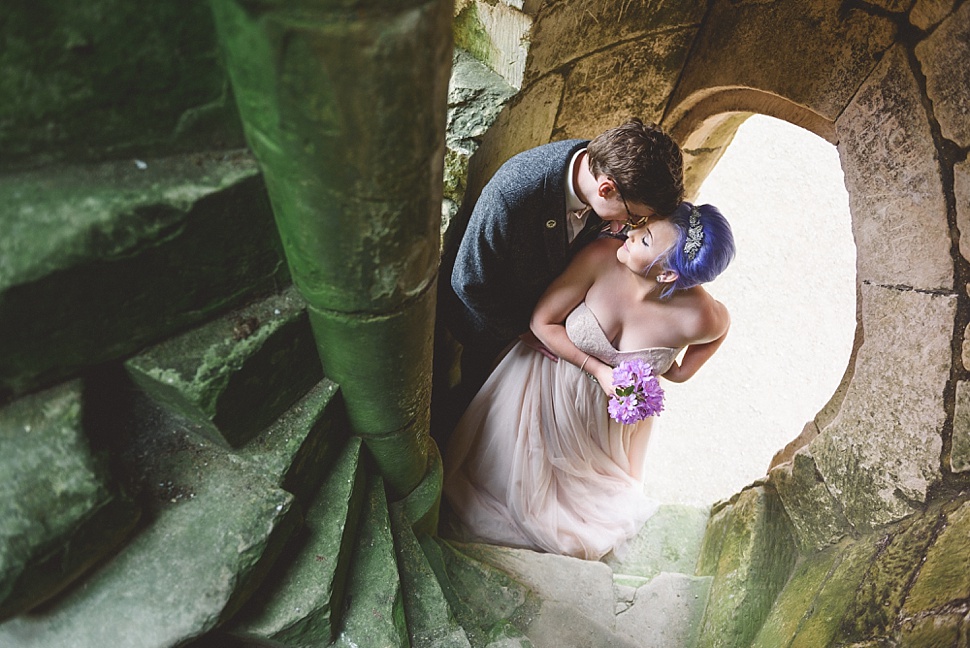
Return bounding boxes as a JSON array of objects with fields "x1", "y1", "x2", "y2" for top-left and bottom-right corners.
[{"x1": 448, "y1": 138, "x2": 602, "y2": 351}]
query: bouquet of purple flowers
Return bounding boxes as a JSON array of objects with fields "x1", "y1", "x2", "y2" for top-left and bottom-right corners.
[{"x1": 607, "y1": 358, "x2": 665, "y2": 424}]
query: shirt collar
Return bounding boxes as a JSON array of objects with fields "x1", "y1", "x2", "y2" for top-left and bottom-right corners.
[{"x1": 565, "y1": 148, "x2": 588, "y2": 213}]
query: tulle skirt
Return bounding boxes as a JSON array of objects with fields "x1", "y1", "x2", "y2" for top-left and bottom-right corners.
[{"x1": 443, "y1": 342, "x2": 659, "y2": 561}]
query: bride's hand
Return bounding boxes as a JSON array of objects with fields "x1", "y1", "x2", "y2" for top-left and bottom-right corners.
[{"x1": 519, "y1": 330, "x2": 558, "y2": 361}]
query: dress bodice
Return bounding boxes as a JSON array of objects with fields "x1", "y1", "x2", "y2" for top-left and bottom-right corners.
[{"x1": 565, "y1": 302, "x2": 681, "y2": 375}]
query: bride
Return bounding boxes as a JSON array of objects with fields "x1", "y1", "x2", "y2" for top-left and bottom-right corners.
[{"x1": 443, "y1": 202, "x2": 736, "y2": 560}]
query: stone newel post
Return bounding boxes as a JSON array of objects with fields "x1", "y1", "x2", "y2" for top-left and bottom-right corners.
[{"x1": 209, "y1": 0, "x2": 453, "y2": 496}]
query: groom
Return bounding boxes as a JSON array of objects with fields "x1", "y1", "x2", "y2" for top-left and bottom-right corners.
[{"x1": 440, "y1": 118, "x2": 685, "y2": 405}]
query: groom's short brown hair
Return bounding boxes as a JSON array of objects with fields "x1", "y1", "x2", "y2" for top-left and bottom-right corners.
[{"x1": 586, "y1": 118, "x2": 684, "y2": 217}]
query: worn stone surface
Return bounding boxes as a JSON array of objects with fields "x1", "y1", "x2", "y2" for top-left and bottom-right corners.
[
  {"x1": 0, "y1": 446, "x2": 295, "y2": 648},
  {"x1": 231, "y1": 437, "x2": 365, "y2": 646},
  {"x1": 331, "y1": 476, "x2": 408, "y2": 648},
  {"x1": 456, "y1": 542, "x2": 615, "y2": 629},
  {"x1": 390, "y1": 504, "x2": 471, "y2": 648},
  {"x1": 812, "y1": 283, "x2": 953, "y2": 530},
  {"x1": 424, "y1": 538, "x2": 538, "y2": 647},
  {"x1": 789, "y1": 539, "x2": 881, "y2": 648},
  {"x1": 916, "y1": 2, "x2": 970, "y2": 148},
  {"x1": 236, "y1": 379, "x2": 343, "y2": 501},
  {"x1": 769, "y1": 448, "x2": 853, "y2": 552},
  {"x1": 125, "y1": 288, "x2": 322, "y2": 448},
  {"x1": 0, "y1": 152, "x2": 287, "y2": 400},
  {"x1": 0, "y1": 0, "x2": 244, "y2": 171},
  {"x1": 555, "y1": 26, "x2": 697, "y2": 138},
  {"x1": 953, "y1": 380, "x2": 970, "y2": 473},
  {"x1": 525, "y1": 0, "x2": 703, "y2": 84},
  {"x1": 444, "y1": 48, "x2": 516, "y2": 233},
  {"x1": 838, "y1": 505, "x2": 942, "y2": 643},
  {"x1": 837, "y1": 45, "x2": 951, "y2": 290},
  {"x1": 605, "y1": 504, "x2": 710, "y2": 581},
  {"x1": 902, "y1": 499, "x2": 970, "y2": 614},
  {"x1": 615, "y1": 573, "x2": 711, "y2": 648},
  {"x1": 671, "y1": 0, "x2": 897, "y2": 122},
  {"x1": 0, "y1": 381, "x2": 139, "y2": 620},
  {"x1": 523, "y1": 599, "x2": 640, "y2": 648},
  {"x1": 956, "y1": 160, "x2": 970, "y2": 266},
  {"x1": 911, "y1": 0, "x2": 958, "y2": 30},
  {"x1": 460, "y1": 72, "x2": 564, "y2": 223},
  {"x1": 695, "y1": 486, "x2": 798, "y2": 648},
  {"x1": 750, "y1": 546, "x2": 841, "y2": 648},
  {"x1": 899, "y1": 611, "x2": 966, "y2": 648},
  {"x1": 454, "y1": 0, "x2": 530, "y2": 89}
]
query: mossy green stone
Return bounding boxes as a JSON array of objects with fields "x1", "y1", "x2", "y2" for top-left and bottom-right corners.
[
  {"x1": 605, "y1": 504, "x2": 710, "y2": 581},
  {"x1": 769, "y1": 449, "x2": 853, "y2": 552},
  {"x1": 838, "y1": 503, "x2": 942, "y2": 642},
  {"x1": 396, "y1": 441, "x2": 444, "y2": 536},
  {"x1": 0, "y1": 454, "x2": 295, "y2": 648},
  {"x1": 0, "y1": 0, "x2": 244, "y2": 170},
  {"x1": 231, "y1": 437, "x2": 366, "y2": 647},
  {"x1": 695, "y1": 486, "x2": 798, "y2": 648},
  {"x1": 390, "y1": 504, "x2": 471, "y2": 648},
  {"x1": 423, "y1": 538, "x2": 539, "y2": 648},
  {"x1": 332, "y1": 475, "x2": 409, "y2": 648},
  {"x1": 898, "y1": 612, "x2": 965, "y2": 648},
  {"x1": 901, "y1": 498, "x2": 970, "y2": 614},
  {"x1": 789, "y1": 538, "x2": 881, "y2": 648},
  {"x1": 125, "y1": 288, "x2": 321, "y2": 448},
  {"x1": 237, "y1": 378, "x2": 344, "y2": 502},
  {"x1": 750, "y1": 546, "x2": 841, "y2": 648},
  {"x1": 0, "y1": 153, "x2": 288, "y2": 400},
  {"x1": 0, "y1": 380, "x2": 139, "y2": 620}
]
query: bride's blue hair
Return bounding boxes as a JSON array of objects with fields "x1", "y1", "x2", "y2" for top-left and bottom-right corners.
[{"x1": 659, "y1": 202, "x2": 735, "y2": 298}]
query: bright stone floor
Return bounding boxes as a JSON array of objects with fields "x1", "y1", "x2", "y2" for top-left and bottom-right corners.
[{"x1": 641, "y1": 114, "x2": 857, "y2": 507}]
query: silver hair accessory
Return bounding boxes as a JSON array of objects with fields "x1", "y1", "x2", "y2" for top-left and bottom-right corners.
[{"x1": 683, "y1": 206, "x2": 704, "y2": 261}]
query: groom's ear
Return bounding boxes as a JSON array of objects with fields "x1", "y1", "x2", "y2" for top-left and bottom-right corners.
[{"x1": 597, "y1": 176, "x2": 618, "y2": 198}]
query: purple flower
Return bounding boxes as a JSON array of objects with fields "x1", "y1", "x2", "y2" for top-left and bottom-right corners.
[{"x1": 607, "y1": 359, "x2": 664, "y2": 424}]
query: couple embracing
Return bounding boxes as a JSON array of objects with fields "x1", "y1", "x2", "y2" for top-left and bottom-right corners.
[{"x1": 439, "y1": 119, "x2": 736, "y2": 561}]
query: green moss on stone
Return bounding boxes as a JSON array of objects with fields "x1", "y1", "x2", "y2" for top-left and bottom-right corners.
[
  {"x1": 901, "y1": 498, "x2": 970, "y2": 614},
  {"x1": 0, "y1": 153, "x2": 289, "y2": 400},
  {"x1": 0, "y1": 0, "x2": 244, "y2": 170},
  {"x1": 125, "y1": 287, "x2": 321, "y2": 448},
  {"x1": 0, "y1": 380, "x2": 139, "y2": 620},
  {"x1": 838, "y1": 504, "x2": 942, "y2": 642},
  {"x1": 696, "y1": 486, "x2": 798, "y2": 648}
]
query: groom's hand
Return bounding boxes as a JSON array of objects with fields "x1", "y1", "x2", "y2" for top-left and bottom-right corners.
[{"x1": 519, "y1": 331, "x2": 558, "y2": 361}]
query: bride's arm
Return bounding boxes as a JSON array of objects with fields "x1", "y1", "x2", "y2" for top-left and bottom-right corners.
[
  {"x1": 531, "y1": 240, "x2": 618, "y2": 393},
  {"x1": 662, "y1": 300, "x2": 731, "y2": 383}
]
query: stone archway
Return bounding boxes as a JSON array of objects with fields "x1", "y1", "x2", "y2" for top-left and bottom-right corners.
[
  {"x1": 636, "y1": 113, "x2": 858, "y2": 507},
  {"x1": 664, "y1": 36, "x2": 960, "y2": 550}
]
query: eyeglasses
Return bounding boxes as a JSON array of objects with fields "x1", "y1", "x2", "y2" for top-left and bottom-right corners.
[{"x1": 612, "y1": 178, "x2": 649, "y2": 229}]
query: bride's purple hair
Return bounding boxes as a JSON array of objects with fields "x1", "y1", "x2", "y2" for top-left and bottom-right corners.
[{"x1": 659, "y1": 202, "x2": 735, "y2": 298}]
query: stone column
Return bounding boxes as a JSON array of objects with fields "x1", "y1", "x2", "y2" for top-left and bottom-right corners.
[{"x1": 209, "y1": 0, "x2": 453, "y2": 496}]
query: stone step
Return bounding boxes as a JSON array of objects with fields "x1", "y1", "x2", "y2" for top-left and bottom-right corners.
[
  {"x1": 0, "y1": 150, "x2": 288, "y2": 401},
  {"x1": 605, "y1": 503, "x2": 711, "y2": 582},
  {"x1": 331, "y1": 475, "x2": 410, "y2": 648},
  {"x1": 448, "y1": 540, "x2": 716, "y2": 648},
  {"x1": 389, "y1": 504, "x2": 472, "y2": 648},
  {"x1": 0, "y1": 380, "x2": 140, "y2": 621},
  {"x1": 227, "y1": 436, "x2": 366, "y2": 647},
  {"x1": 613, "y1": 572, "x2": 713, "y2": 648},
  {"x1": 125, "y1": 286, "x2": 322, "y2": 448},
  {"x1": 0, "y1": 374, "x2": 344, "y2": 647},
  {"x1": 422, "y1": 538, "x2": 537, "y2": 647}
]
